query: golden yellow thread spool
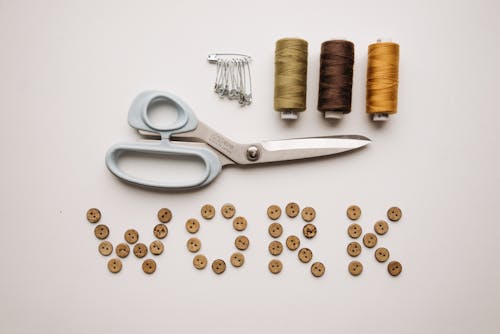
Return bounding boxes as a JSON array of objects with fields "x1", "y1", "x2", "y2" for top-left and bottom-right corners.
[
  {"x1": 366, "y1": 41, "x2": 400, "y2": 121},
  {"x1": 274, "y1": 38, "x2": 308, "y2": 120}
]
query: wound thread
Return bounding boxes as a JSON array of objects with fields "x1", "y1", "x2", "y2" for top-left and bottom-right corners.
[
  {"x1": 366, "y1": 41, "x2": 400, "y2": 117},
  {"x1": 274, "y1": 38, "x2": 308, "y2": 115},
  {"x1": 317, "y1": 40, "x2": 355, "y2": 117}
]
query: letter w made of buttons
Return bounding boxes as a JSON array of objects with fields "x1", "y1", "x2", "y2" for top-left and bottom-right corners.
[{"x1": 86, "y1": 208, "x2": 171, "y2": 275}]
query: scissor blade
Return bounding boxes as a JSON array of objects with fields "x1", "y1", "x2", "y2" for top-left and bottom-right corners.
[{"x1": 257, "y1": 135, "x2": 371, "y2": 164}]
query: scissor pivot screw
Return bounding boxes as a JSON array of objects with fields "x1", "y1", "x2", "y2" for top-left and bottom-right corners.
[{"x1": 246, "y1": 146, "x2": 260, "y2": 161}]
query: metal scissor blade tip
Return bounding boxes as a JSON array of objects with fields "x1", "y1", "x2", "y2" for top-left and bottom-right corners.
[
  {"x1": 259, "y1": 135, "x2": 371, "y2": 163},
  {"x1": 262, "y1": 135, "x2": 371, "y2": 151}
]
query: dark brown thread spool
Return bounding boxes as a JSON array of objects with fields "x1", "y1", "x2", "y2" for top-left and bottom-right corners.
[{"x1": 317, "y1": 40, "x2": 355, "y2": 119}]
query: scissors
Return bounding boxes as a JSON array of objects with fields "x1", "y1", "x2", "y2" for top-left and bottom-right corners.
[{"x1": 105, "y1": 91, "x2": 371, "y2": 190}]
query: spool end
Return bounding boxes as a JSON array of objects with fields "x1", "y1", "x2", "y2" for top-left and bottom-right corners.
[
  {"x1": 377, "y1": 38, "x2": 393, "y2": 43},
  {"x1": 324, "y1": 111, "x2": 344, "y2": 119},
  {"x1": 372, "y1": 113, "x2": 389, "y2": 122},
  {"x1": 281, "y1": 111, "x2": 298, "y2": 120}
]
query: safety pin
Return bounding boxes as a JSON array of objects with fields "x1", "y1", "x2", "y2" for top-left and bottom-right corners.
[{"x1": 207, "y1": 53, "x2": 252, "y2": 63}]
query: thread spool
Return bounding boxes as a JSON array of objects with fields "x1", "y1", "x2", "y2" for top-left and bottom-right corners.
[
  {"x1": 317, "y1": 40, "x2": 355, "y2": 119},
  {"x1": 274, "y1": 38, "x2": 308, "y2": 120},
  {"x1": 366, "y1": 39, "x2": 400, "y2": 121}
]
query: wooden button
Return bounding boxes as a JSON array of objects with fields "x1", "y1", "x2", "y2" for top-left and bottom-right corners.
[
  {"x1": 185, "y1": 218, "x2": 200, "y2": 234},
  {"x1": 116, "y1": 243, "x2": 130, "y2": 258},
  {"x1": 153, "y1": 224, "x2": 168, "y2": 239},
  {"x1": 94, "y1": 224, "x2": 109, "y2": 240},
  {"x1": 142, "y1": 259, "x2": 156, "y2": 274},
  {"x1": 124, "y1": 229, "x2": 139, "y2": 244},
  {"x1": 285, "y1": 202, "x2": 300, "y2": 218},
  {"x1": 303, "y1": 223, "x2": 317, "y2": 239},
  {"x1": 233, "y1": 216, "x2": 247, "y2": 231},
  {"x1": 212, "y1": 259, "x2": 226, "y2": 274},
  {"x1": 268, "y1": 241, "x2": 283, "y2": 256},
  {"x1": 374, "y1": 220, "x2": 389, "y2": 235},
  {"x1": 193, "y1": 254, "x2": 207, "y2": 269},
  {"x1": 107, "y1": 258, "x2": 122, "y2": 273},
  {"x1": 347, "y1": 241, "x2": 362, "y2": 257},
  {"x1": 268, "y1": 223, "x2": 283, "y2": 238},
  {"x1": 311, "y1": 262, "x2": 325, "y2": 277},
  {"x1": 230, "y1": 252, "x2": 245, "y2": 267},
  {"x1": 267, "y1": 205, "x2": 282, "y2": 220},
  {"x1": 157, "y1": 208, "x2": 172, "y2": 223},
  {"x1": 388, "y1": 260, "x2": 402, "y2": 276},
  {"x1": 348, "y1": 261, "x2": 363, "y2": 276},
  {"x1": 363, "y1": 233, "x2": 378, "y2": 248},
  {"x1": 347, "y1": 223, "x2": 362, "y2": 239},
  {"x1": 98, "y1": 241, "x2": 113, "y2": 256},
  {"x1": 298, "y1": 248, "x2": 313, "y2": 263},
  {"x1": 187, "y1": 237, "x2": 201, "y2": 253},
  {"x1": 221, "y1": 203, "x2": 236, "y2": 219},
  {"x1": 268, "y1": 259, "x2": 282, "y2": 274},
  {"x1": 286, "y1": 235, "x2": 300, "y2": 251},
  {"x1": 150, "y1": 240, "x2": 164, "y2": 255},
  {"x1": 347, "y1": 205, "x2": 361, "y2": 220},
  {"x1": 387, "y1": 207, "x2": 402, "y2": 222},
  {"x1": 301, "y1": 207, "x2": 316, "y2": 222},
  {"x1": 86, "y1": 208, "x2": 101, "y2": 223},
  {"x1": 201, "y1": 204, "x2": 215, "y2": 219},
  {"x1": 133, "y1": 243, "x2": 147, "y2": 258},
  {"x1": 375, "y1": 247, "x2": 390, "y2": 263},
  {"x1": 235, "y1": 235, "x2": 249, "y2": 250}
]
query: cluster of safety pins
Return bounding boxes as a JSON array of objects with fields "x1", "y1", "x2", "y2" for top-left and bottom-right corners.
[{"x1": 208, "y1": 53, "x2": 252, "y2": 106}]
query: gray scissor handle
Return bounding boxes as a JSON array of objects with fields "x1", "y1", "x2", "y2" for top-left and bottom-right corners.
[{"x1": 105, "y1": 91, "x2": 222, "y2": 190}]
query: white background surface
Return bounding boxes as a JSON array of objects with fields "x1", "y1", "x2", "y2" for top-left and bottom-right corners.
[{"x1": 1, "y1": 0, "x2": 499, "y2": 333}]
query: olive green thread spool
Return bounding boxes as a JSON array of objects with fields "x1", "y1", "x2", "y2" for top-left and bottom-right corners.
[{"x1": 274, "y1": 38, "x2": 308, "y2": 120}]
